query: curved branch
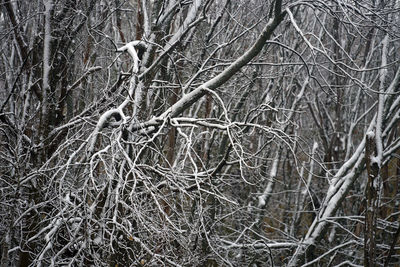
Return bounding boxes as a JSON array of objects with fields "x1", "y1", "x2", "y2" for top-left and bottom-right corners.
[{"x1": 158, "y1": 3, "x2": 286, "y2": 120}]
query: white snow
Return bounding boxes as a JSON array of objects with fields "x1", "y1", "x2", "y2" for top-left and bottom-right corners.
[
  {"x1": 366, "y1": 130, "x2": 375, "y2": 139},
  {"x1": 313, "y1": 141, "x2": 318, "y2": 150},
  {"x1": 118, "y1": 41, "x2": 144, "y2": 73},
  {"x1": 257, "y1": 157, "x2": 279, "y2": 208}
]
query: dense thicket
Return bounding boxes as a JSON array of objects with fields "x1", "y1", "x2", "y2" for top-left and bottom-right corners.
[{"x1": 1, "y1": 0, "x2": 400, "y2": 266}]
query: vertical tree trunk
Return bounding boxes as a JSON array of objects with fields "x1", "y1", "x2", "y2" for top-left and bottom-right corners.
[{"x1": 365, "y1": 132, "x2": 379, "y2": 267}]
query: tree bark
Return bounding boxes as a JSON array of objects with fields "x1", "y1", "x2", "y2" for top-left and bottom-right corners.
[{"x1": 365, "y1": 132, "x2": 379, "y2": 267}]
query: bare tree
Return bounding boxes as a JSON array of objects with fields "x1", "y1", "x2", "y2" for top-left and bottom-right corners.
[{"x1": 1, "y1": 0, "x2": 400, "y2": 266}]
